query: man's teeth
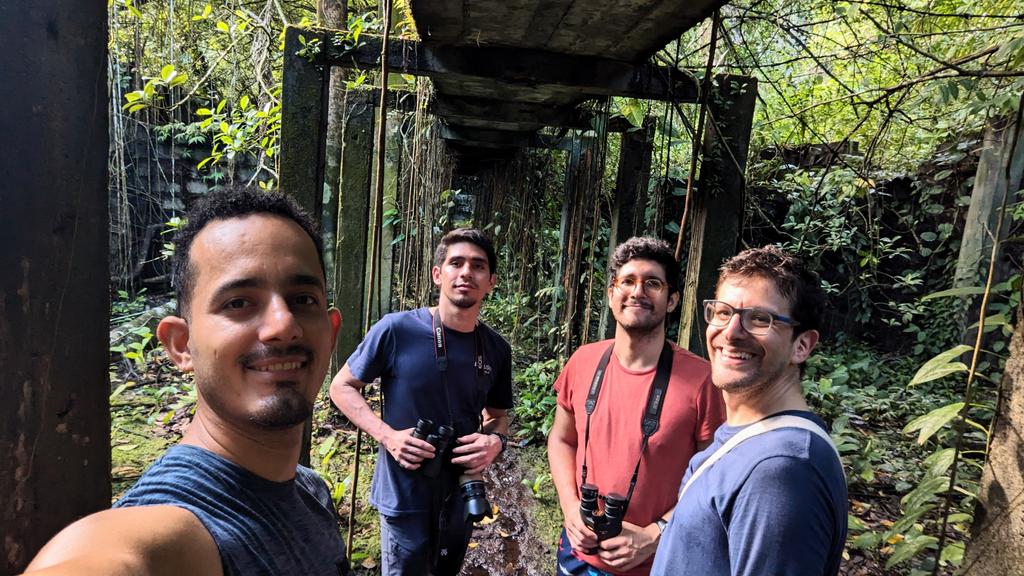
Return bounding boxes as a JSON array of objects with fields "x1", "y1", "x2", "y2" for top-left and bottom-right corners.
[
  {"x1": 724, "y1": 351, "x2": 753, "y2": 360},
  {"x1": 255, "y1": 361, "x2": 302, "y2": 371}
]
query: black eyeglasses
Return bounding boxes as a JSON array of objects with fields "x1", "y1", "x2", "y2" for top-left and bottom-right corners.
[{"x1": 702, "y1": 300, "x2": 799, "y2": 335}]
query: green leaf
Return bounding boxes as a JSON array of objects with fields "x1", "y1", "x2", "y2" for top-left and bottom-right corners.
[
  {"x1": 923, "y1": 448, "x2": 956, "y2": 477},
  {"x1": 903, "y1": 402, "x2": 965, "y2": 444},
  {"x1": 922, "y1": 286, "x2": 985, "y2": 300},
  {"x1": 160, "y1": 64, "x2": 175, "y2": 81},
  {"x1": 196, "y1": 107, "x2": 213, "y2": 116},
  {"x1": 940, "y1": 541, "x2": 965, "y2": 565},
  {"x1": 239, "y1": 94, "x2": 250, "y2": 110},
  {"x1": 851, "y1": 531, "x2": 881, "y2": 549},
  {"x1": 908, "y1": 345, "x2": 971, "y2": 386},
  {"x1": 109, "y1": 382, "x2": 131, "y2": 400},
  {"x1": 968, "y1": 313, "x2": 1009, "y2": 330},
  {"x1": 216, "y1": 21, "x2": 230, "y2": 34},
  {"x1": 886, "y1": 535, "x2": 938, "y2": 568}
]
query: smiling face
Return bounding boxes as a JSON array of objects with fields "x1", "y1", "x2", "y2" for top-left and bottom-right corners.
[
  {"x1": 706, "y1": 275, "x2": 816, "y2": 395},
  {"x1": 158, "y1": 214, "x2": 340, "y2": 431},
  {"x1": 608, "y1": 258, "x2": 679, "y2": 336},
  {"x1": 432, "y1": 241, "x2": 497, "y2": 310}
]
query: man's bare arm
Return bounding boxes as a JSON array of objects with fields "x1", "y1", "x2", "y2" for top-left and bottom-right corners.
[
  {"x1": 23, "y1": 506, "x2": 221, "y2": 576},
  {"x1": 548, "y1": 404, "x2": 598, "y2": 551},
  {"x1": 329, "y1": 363, "x2": 435, "y2": 469},
  {"x1": 480, "y1": 406, "x2": 509, "y2": 436}
]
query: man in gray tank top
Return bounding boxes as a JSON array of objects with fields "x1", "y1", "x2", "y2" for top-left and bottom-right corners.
[{"x1": 24, "y1": 187, "x2": 350, "y2": 576}]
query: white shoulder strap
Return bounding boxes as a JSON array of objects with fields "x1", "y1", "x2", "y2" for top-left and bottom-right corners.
[{"x1": 678, "y1": 415, "x2": 839, "y2": 502}]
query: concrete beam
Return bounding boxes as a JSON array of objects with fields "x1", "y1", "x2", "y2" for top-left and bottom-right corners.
[
  {"x1": 678, "y1": 75, "x2": 758, "y2": 354},
  {"x1": 322, "y1": 33, "x2": 703, "y2": 102}
]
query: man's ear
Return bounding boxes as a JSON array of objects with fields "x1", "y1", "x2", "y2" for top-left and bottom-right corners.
[
  {"x1": 791, "y1": 329, "x2": 819, "y2": 365},
  {"x1": 157, "y1": 316, "x2": 193, "y2": 372},
  {"x1": 328, "y1": 307, "x2": 342, "y2": 344},
  {"x1": 666, "y1": 290, "x2": 680, "y2": 314},
  {"x1": 431, "y1": 265, "x2": 442, "y2": 287}
]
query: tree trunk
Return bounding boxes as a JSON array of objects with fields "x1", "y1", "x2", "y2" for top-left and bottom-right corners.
[
  {"x1": 318, "y1": 0, "x2": 348, "y2": 289},
  {"x1": 961, "y1": 304, "x2": 1024, "y2": 574}
]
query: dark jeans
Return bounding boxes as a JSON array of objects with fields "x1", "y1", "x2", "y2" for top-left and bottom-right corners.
[{"x1": 379, "y1": 491, "x2": 472, "y2": 576}]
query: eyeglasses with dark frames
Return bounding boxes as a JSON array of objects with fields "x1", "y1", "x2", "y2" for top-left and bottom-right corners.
[
  {"x1": 702, "y1": 300, "x2": 800, "y2": 335},
  {"x1": 612, "y1": 276, "x2": 668, "y2": 294}
]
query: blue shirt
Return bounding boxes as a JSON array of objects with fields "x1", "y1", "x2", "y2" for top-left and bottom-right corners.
[
  {"x1": 346, "y1": 307, "x2": 513, "y2": 515},
  {"x1": 115, "y1": 444, "x2": 349, "y2": 576},
  {"x1": 651, "y1": 411, "x2": 847, "y2": 576}
]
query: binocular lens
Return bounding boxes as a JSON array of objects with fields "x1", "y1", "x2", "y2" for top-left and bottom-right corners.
[{"x1": 460, "y1": 479, "x2": 492, "y2": 522}]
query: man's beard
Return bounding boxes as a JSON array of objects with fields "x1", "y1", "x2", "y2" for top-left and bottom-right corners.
[
  {"x1": 616, "y1": 301, "x2": 664, "y2": 336},
  {"x1": 710, "y1": 358, "x2": 784, "y2": 397},
  {"x1": 249, "y1": 388, "x2": 312, "y2": 429},
  {"x1": 450, "y1": 293, "x2": 478, "y2": 309}
]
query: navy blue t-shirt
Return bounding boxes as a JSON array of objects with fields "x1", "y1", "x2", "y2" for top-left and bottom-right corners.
[
  {"x1": 115, "y1": 444, "x2": 349, "y2": 576},
  {"x1": 651, "y1": 411, "x2": 847, "y2": 576},
  {"x1": 346, "y1": 307, "x2": 513, "y2": 515}
]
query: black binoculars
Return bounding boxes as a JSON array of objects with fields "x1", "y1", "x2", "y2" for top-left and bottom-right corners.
[
  {"x1": 579, "y1": 483, "x2": 629, "y2": 553},
  {"x1": 411, "y1": 418, "x2": 455, "y2": 479},
  {"x1": 411, "y1": 418, "x2": 493, "y2": 523}
]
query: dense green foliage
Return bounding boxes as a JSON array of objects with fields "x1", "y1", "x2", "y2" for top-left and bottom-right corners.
[{"x1": 108, "y1": 0, "x2": 1023, "y2": 573}]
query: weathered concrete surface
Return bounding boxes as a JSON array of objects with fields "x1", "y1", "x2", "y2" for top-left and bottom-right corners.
[
  {"x1": 0, "y1": 0, "x2": 111, "y2": 572},
  {"x1": 402, "y1": 0, "x2": 727, "y2": 153}
]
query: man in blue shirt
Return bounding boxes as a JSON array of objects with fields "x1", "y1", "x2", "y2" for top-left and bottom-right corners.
[
  {"x1": 330, "y1": 228, "x2": 512, "y2": 576},
  {"x1": 651, "y1": 245, "x2": 847, "y2": 576},
  {"x1": 25, "y1": 188, "x2": 350, "y2": 576}
]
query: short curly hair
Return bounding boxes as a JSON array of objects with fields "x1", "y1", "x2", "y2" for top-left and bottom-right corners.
[
  {"x1": 717, "y1": 245, "x2": 825, "y2": 336},
  {"x1": 607, "y1": 237, "x2": 681, "y2": 294},
  {"x1": 171, "y1": 186, "x2": 324, "y2": 317}
]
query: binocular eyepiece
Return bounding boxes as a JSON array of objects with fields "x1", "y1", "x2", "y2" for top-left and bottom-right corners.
[
  {"x1": 410, "y1": 418, "x2": 454, "y2": 479},
  {"x1": 579, "y1": 483, "x2": 629, "y2": 553},
  {"x1": 411, "y1": 419, "x2": 493, "y2": 523}
]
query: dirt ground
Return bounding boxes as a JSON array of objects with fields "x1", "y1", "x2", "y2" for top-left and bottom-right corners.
[{"x1": 460, "y1": 449, "x2": 552, "y2": 576}]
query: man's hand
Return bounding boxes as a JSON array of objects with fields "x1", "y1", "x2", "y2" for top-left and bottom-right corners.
[
  {"x1": 596, "y1": 521, "x2": 660, "y2": 571},
  {"x1": 562, "y1": 501, "x2": 599, "y2": 553},
  {"x1": 450, "y1": 432, "x2": 501, "y2": 475},
  {"x1": 382, "y1": 427, "x2": 436, "y2": 470}
]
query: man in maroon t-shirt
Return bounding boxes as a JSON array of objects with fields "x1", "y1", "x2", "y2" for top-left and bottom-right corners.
[{"x1": 548, "y1": 237, "x2": 726, "y2": 576}]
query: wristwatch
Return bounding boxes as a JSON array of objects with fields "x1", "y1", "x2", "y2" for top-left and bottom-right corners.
[
  {"x1": 492, "y1": 432, "x2": 508, "y2": 453},
  {"x1": 655, "y1": 517, "x2": 668, "y2": 533}
]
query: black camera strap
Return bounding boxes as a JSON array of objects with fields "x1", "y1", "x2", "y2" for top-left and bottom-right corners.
[
  {"x1": 432, "y1": 307, "x2": 485, "y2": 428},
  {"x1": 580, "y1": 340, "x2": 673, "y2": 504}
]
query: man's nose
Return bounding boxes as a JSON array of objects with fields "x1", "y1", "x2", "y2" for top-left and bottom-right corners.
[
  {"x1": 259, "y1": 296, "x2": 302, "y2": 342},
  {"x1": 721, "y1": 312, "x2": 748, "y2": 339}
]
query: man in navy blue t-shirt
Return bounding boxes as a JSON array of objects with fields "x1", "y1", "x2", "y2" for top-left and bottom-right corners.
[
  {"x1": 331, "y1": 228, "x2": 512, "y2": 576},
  {"x1": 651, "y1": 246, "x2": 847, "y2": 576}
]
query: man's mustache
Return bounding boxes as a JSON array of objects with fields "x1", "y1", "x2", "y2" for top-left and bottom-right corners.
[{"x1": 240, "y1": 344, "x2": 314, "y2": 366}]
